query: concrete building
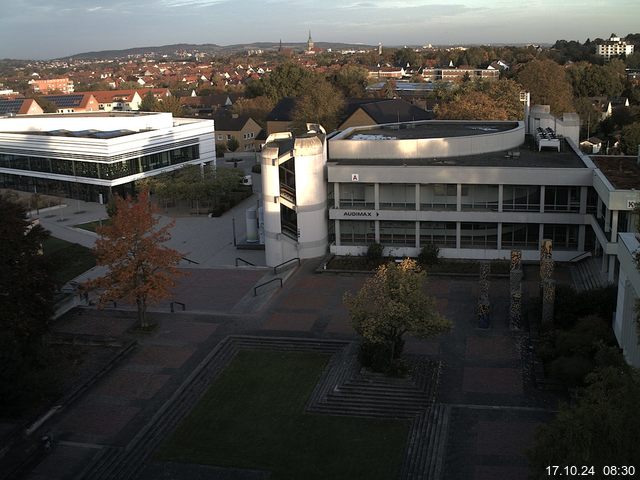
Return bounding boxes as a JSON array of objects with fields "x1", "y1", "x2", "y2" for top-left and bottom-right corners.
[
  {"x1": 614, "y1": 232, "x2": 640, "y2": 367},
  {"x1": 597, "y1": 34, "x2": 635, "y2": 60},
  {"x1": 259, "y1": 111, "x2": 639, "y2": 284},
  {"x1": 29, "y1": 77, "x2": 74, "y2": 94},
  {"x1": 0, "y1": 111, "x2": 215, "y2": 202},
  {"x1": 260, "y1": 126, "x2": 328, "y2": 266}
]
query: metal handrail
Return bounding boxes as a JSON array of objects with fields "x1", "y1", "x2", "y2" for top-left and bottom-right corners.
[
  {"x1": 273, "y1": 257, "x2": 300, "y2": 274},
  {"x1": 235, "y1": 257, "x2": 256, "y2": 267},
  {"x1": 254, "y1": 277, "x2": 283, "y2": 296},
  {"x1": 568, "y1": 251, "x2": 592, "y2": 263},
  {"x1": 181, "y1": 256, "x2": 200, "y2": 265}
]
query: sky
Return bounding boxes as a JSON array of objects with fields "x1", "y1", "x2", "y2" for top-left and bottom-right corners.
[{"x1": 1, "y1": 0, "x2": 639, "y2": 60}]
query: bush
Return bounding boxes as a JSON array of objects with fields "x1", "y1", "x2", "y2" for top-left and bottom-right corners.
[
  {"x1": 366, "y1": 243, "x2": 384, "y2": 263},
  {"x1": 548, "y1": 355, "x2": 594, "y2": 387},
  {"x1": 251, "y1": 163, "x2": 261, "y2": 174},
  {"x1": 358, "y1": 339, "x2": 406, "y2": 375},
  {"x1": 553, "y1": 285, "x2": 617, "y2": 328},
  {"x1": 418, "y1": 243, "x2": 439, "y2": 266}
]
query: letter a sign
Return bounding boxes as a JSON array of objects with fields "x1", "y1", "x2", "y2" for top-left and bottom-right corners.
[{"x1": 351, "y1": 173, "x2": 359, "y2": 181}]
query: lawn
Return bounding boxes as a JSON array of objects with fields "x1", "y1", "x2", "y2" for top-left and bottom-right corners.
[
  {"x1": 74, "y1": 218, "x2": 110, "y2": 233},
  {"x1": 43, "y1": 237, "x2": 96, "y2": 285},
  {"x1": 157, "y1": 350, "x2": 410, "y2": 480}
]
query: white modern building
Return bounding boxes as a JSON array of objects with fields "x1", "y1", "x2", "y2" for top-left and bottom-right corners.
[
  {"x1": 597, "y1": 34, "x2": 635, "y2": 60},
  {"x1": 0, "y1": 112, "x2": 215, "y2": 202},
  {"x1": 614, "y1": 232, "x2": 640, "y2": 367},
  {"x1": 259, "y1": 110, "x2": 639, "y2": 285}
]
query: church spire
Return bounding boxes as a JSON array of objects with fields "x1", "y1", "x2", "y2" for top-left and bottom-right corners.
[{"x1": 307, "y1": 30, "x2": 314, "y2": 52}]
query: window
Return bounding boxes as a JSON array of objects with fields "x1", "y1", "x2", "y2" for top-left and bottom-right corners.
[
  {"x1": 226, "y1": 134, "x2": 232, "y2": 140},
  {"x1": 461, "y1": 184, "x2": 498, "y2": 211},
  {"x1": 379, "y1": 184, "x2": 415, "y2": 210},
  {"x1": 339, "y1": 183, "x2": 374, "y2": 209},
  {"x1": 460, "y1": 223, "x2": 498, "y2": 249},
  {"x1": 503, "y1": 185, "x2": 541, "y2": 212},
  {"x1": 380, "y1": 221, "x2": 415, "y2": 246},
  {"x1": 543, "y1": 224, "x2": 578, "y2": 250},
  {"x1": 544, "y1": 186, "x2": 580, "y2": 212},
  {"x1": 420, "y1": 184, "x2": 456, "y2": 210},
  {"x1": 340, "y1": 220, "x2": 375, "y2": 245},
  {"x1": 420, "y1": 222, "x2": 456, "y2": 248},
  {"x1": 217, "y1": 134, "x2": 223, "y2": 140},
  {"x1": 502, "y1": 223, "x2": 539, "y2": 249}
]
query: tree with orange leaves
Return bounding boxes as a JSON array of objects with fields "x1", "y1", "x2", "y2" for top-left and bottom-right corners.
[{"x1": 85, "y1": 190, "x2": 183, "y2": 329}]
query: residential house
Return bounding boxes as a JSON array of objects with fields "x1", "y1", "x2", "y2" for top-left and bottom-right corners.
[
  {"x1": 213, "y1": 113, "x2": 262, "y2": 152},
  {"x1": 266, "y1": 97, "x2": 297, "y2": 134},
  {"x1": 41, "y1": 93, "x2": 100, "y2": 113},
  {"x1": 29, "y1": 78, "x2": 74, "y2": 94},
  {"x1": 0, "y1": 98, "x2": 44, "y2": 116},
  {"x1": 338, "y1": 98, "x2": 433, "y2": 130}
]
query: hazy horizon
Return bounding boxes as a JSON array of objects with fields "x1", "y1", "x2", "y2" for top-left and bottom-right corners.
[{"x1": 1, "y1": 0, "x2": 638, "y2": 60}]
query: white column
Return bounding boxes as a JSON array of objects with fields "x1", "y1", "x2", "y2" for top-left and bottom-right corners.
[
  {"x1": 335, "y1": 220, "x2": 341, "y2": 246},
  {"x1": 497, "y1": 223, "x2": 503, "y2": 250},
  {"x1": 375, "y1": 220, "x2": 380, "y2": 243},
  {"x1": 415, "y1": 184, "x2": 420, "y2": 211},
  {"x1": 415, "y1": 221, "x2": 420, "y2": 248},
  {"x1": 456, "y1": 222, "x2": 461, "y2": 249},
  {"x1": 498, "y1": 184, "x2": 504, "y2": 213},
  {"x1": 374, "y1": 183, "x2": 380, "y2": 210},
  {"x1": 456, "y1": 184, "x2": 462, "y2": 212},
  {"x1": 333, "y1": 183, "x2": 340, "y2": 208},
  {"x1": 611, "y1": 211, "x2": 619, "y2": 240},
  {"x1": 538, "y1": 223, "x2": 545, "y2": 249},
  {"x1": 608, "y1": 255, "x2": 616, "y2": 283},
  {"x1": 578, "y1": 225, "x2": 586, "y2": 251},
  {"x1": 539, "y1": 185, "x2": 545, "y2": 213},
  {"x1": 605, "y1": 207, "x2": 611, "y2": 233}
]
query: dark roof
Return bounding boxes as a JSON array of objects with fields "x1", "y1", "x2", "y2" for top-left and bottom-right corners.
[
  {"x1": 591, "y1": 155, "x2": 640, "y2": 190},
  {"x1": 342, "y1": 98, "x2": 433, "y2": 126},
  {"x1": 212, "y1": 114, "x2": 253, "y2": 131},
  {"x1": 0, "y1": 99, "x2": 28, "y2": 115},
  {"x1": 42, "y1": 94, "x2": 86, "y2": 108},
  {"x1": 266, "y1": 97, "x2": 296, "y2": 122}
]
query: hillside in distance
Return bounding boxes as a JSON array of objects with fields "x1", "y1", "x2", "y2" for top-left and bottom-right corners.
[{"x1": 64, "y1": 41, "x2": 378, "y2": 60}]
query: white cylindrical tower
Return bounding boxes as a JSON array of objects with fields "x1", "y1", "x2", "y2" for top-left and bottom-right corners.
[
  {"x1": 261, "y1": 138, "x2": 285, "y2": 267},
  {"x1": 293, "y1": 134, "x2": 328, "y2": 260}
]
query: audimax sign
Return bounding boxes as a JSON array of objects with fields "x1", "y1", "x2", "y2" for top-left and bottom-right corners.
[{"x1": 342, "y1": 211, "x2": 379, "y2": 217}]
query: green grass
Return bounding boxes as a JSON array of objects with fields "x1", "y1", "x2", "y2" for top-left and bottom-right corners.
[
  {"x1": 43, "y1": 237, "x2": 96, "y2": 285},
  {"x1": 157, "y1": 350, "x2": 410, "y2": 480},
  {"x1": 74, "y1": 218, "x2": 110, "y2": 233}
]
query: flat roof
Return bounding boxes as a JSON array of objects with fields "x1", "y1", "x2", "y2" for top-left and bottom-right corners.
[
  {"x1": 329, "y1": 138, "x2": 587, "y2": 169},
  {"x1": 6, "y1": 111, "x2": 158, "y2": 119},
  {"x1": 0, "y1": 129, "x2": 139, "y2": 139},
  {"x1": 591, "y1": 156, "x2": 640, "y2": 190},
  {"x1": 344, "y1": 121, "x2": 519, "y2": 140}
]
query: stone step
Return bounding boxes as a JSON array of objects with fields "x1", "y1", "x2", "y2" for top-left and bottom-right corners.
[
  {"x1": 325, "y1": 395, "x2": 429, "y2": 411},
  {"x1": 334, "y1": 383, "x2": 427, "y2": 398},
  {"x1": 307, "y1": 404, "x2": 421, "y2": 419}
]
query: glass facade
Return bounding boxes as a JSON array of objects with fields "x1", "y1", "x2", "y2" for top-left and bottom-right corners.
[
  {"x1": 339, "y1": 220, "x2": 375, "y2": 245},
  {"x1": 380, "y1": 221, "x2": 416, "y2": 246},
  {"x1": 461, "y1": 184, "x2": 498, "y2": 211},
  {"x1": 379, "y1": 184, "x2": 415, "y2": 210},
  {"x1": 502, "y1": 223, "x2": 539, "y2": 249},
  {"x1": 420, "y1": 222, "x2": 456, "y2": 247},
  {"x1": 543, "y1": 224, "x2": 578, "y2": 250},
  {"x1": 0, "y1": 144, "x2": 199, "y2": 181},
  {"x1": 339, "y1": 183, "x2": 374, "y2": 209},
  {"x1": 420, "y1": 184, "x2": 456, "y2": 210},
  {"x1": 503, "y1": 185, "x2": 541, "y2": 212},
  {"x1": 544, "y1": 186, "x2": 580, "y2": 212},
  {"x1": 460, "y1": 223, "x2": 498, "y2": 249}
]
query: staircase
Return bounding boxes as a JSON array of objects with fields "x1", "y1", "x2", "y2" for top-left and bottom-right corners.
[{"x1": 570, "y1": 257, "x2": 609, "y2": 292}]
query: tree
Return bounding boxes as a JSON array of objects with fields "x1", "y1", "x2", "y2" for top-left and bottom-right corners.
[
  {"x1": 393, "y1": 47, "x2": 419, "y2": 68},
  {"x1": 516, "y1": 58, "x2": 575, "y2": 116},
  {"x1": 226, "y1": 136, "x2": 240, "y2": 152},
  {"x1": 231, "y1": 95, "x2": 275, "y2": 128},
  {"x1": 334, "y1": 64, "x2": 370, "y2": 97},
  {"x1": 0, "y1": 195, "x2": 55, "y2": 411},
  {"x1": 344, "y1": 259, "x2": 451, "y2": 371},
  {"x1": 528, "y1": 366, "x2": 640, "y2": 478},
  {"x1": 139, "y1": 91, "x2": 158, "y2": 112},
  {"x1": 436, "y1": 79, "x2": 524, "y2": 120},
  {"x1": 292, "y1": 76, "x2": 345, "y2": 132},
  {"x1": 85, "y1": 190, "x2": 183, "y2": 329},
  {"x1": 260, "y1": 62, "x2": 315, "y2": 102},
  {"x1": 620, "y1": 122, "x2": 640, "y2": 155}
]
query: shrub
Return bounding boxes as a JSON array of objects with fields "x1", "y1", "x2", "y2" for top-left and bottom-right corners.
[
  {"x1": 418, "y1": 243, "x2": 440, "y2": 266},
  {"x1": 358, "y1": 338, "x2": 406, "y2": 375},
  {"x1": 366, "y1": 243, "x2": 384, "y2": 263},
  {"x1": 548, "y1": 355, "x2": 594, "y2": 386}
]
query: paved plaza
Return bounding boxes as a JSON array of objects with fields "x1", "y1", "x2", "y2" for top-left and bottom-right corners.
[{"x1": 14, "y1": 185, "x2": 557, "y2": 479}]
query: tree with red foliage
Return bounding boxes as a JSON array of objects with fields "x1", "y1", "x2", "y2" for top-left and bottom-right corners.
[{"x1": 85, "y1": 190, "x2": 183, "y2": 328}]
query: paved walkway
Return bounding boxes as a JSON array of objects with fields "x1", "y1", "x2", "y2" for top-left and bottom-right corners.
[{"x1": 22, "y1": 260, "x2": 556, "y2": 480}]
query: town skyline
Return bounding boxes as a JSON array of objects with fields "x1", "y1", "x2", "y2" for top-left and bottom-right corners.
[{"x1": 1, "y1": 0, "x2": 639, "y2": 60}]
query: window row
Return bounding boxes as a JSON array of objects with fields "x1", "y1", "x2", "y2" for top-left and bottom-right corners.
[
  {"x1": 0, "y1": 145, "x2": 199, "y2": 180},
  {"x1": 337, "y1": 183, "x2": 582, "y2": 213},
  {"x1": 338, "y1": 220, "x2": 579, "y2": 250}
]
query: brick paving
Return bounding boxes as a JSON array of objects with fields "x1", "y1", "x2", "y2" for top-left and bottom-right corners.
[{"x1": 21, "y1": 261, "x2": 558, "y2": 480}]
